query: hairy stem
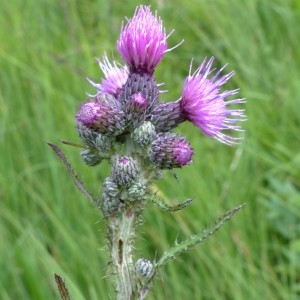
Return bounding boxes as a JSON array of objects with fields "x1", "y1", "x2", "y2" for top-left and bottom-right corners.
[{"x1": 108, "y1": 207, "x2": 137, "y2": 300}]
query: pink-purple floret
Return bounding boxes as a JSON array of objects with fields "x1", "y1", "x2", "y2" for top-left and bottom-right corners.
[
  {"x1": 180, "y1": 57, "x2": 246, "y2": 145},
  {"x1": 117, "y1": 6, "x2": 168, "y2": 74}
]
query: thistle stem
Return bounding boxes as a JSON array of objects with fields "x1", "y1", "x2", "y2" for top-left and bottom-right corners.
[{"x1": 108, "y1": 207, "x2": 137, "y2": 300}]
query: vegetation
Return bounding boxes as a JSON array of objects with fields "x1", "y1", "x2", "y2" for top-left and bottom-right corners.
[{"x1": 1, "y1": 0, "x2": 299, "y2": 299}]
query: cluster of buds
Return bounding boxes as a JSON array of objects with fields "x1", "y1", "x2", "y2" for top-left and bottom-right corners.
[{"x1": 75, "y1": 5, "x2": 245, "y2": 214}]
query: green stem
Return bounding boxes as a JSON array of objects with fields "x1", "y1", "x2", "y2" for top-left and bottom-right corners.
[{"x1": 108, "y1": 207, "x2": 137, "y2": 300}]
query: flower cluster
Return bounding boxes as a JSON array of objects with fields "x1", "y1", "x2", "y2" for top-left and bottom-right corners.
[
  {"x1": 68, "y1": 6, "x2": 247, "y2": 299},
  {"x1": 75, "y1": 5, "x2": 245, "y2": 214}
]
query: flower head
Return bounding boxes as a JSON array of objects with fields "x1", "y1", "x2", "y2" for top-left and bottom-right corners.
[
  {"x1": 149, "y1": 133, "x2": 193, "y2": 169},
  {"x1": 76, "y1": 96, "x2": 125, "y2": 136},
  {"x1": 87, "y1": 54, "x2": 128, "y2": 97},
  {"x1": 117, "y1": 5, "x2": 168, "y2": 74},
  {"x1": 180, "y1": 57, "x2": 246, "y2": 145},
  {"x1": 112, "y1": 156, "x2": 141, "y2": 187}
]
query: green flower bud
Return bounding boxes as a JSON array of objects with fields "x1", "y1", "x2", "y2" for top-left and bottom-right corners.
[
  {"x1": 131, "y1": 121, "x2": 156, "y2": 147},
  {"x1": 112, "y1": 156, "x2": 141, "y2": 187},
  {"x1": 95, "y1": 133, "x2": 113, "y2": 153},
  {"x1": 134, "y1": 258, "x2": 154, "y2": 279},
  {"x1": 127, "y1": 181, "x2": 147, "y2": 202},
  {"x1": 101, "y1": 191, "x2": 124, "y2": 216},
  {"x1": 76, "y1": 122, "x2": 98, "y2": 148},
  {"x1": 103, "y1": 177, "x2": 120, "y2": 198},
  {"x1": 81, "y1": 149, "x2": 102, "y2": 166}
]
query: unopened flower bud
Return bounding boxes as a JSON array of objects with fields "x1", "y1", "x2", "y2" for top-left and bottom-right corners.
[
  {"x1": 95, "y1": 133, "x2": 113, "y2": 153},
  {"x1": 131, "y1": 121, "x2": 156, "y2": 147},
  {"x1": 126, "y1": 93, "x2": 147, "y2": 128},
  {"x1": 135, "y1": 258, "x2": 154, "y2": 279},
  {"x1": 118, "y1": 73, "x2": 159, "y2": 117},
  {"x1": 76, "y1": 97, "x2": 125, "y2": 136},
  {"x1": 149, "y1": 133, "x2": 193, "y2": 169},
  {"x1": 127, "y1": 181, "x2": 147, "y2": 201},
  {"x1": 103, "y1": 177, "x2": 120, "y2": 198},
  {"x1": 81, "y1": 149, "x2": 102, "y2": 166},
  {"x1": 76, "y1": 122, "x2": 98, "y2": 148},
  {"x1": 101, "y1": 191, "x2": 124, "y2": 216},
  {"x1": 112, "y1": 156, "x2": 141, "y2": 187}
]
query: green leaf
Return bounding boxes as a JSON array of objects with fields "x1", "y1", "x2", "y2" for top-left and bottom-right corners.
[
  {"x1": 154, "y1": 204, "x2": 244, "y2": 270},
  {"x1": 144, "y1": 193, "x2": 192, "y2": 212}
]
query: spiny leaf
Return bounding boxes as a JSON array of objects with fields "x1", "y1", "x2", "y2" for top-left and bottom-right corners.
[
  {"x1": 144, "y1": 193, "x2": 192, "y2": 212},
  {"x1": 154, "y1": 204, "x2": 244, "y2": 270},
  {"x1": 47, "y1": 142, "x2": 96, "y2": 205}
]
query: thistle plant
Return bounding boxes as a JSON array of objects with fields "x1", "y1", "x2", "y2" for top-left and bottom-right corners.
[{"x1": 49, "y1": 5, "x2": 246, "y2": 300}]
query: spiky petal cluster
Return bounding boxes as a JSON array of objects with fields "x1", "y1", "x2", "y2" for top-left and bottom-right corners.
[
  {"x1": 87, "y1": 54, "x2": 129, "y2": 97},
  {"x1": 180, "y1": 57, "x2": 246, "y2": 145},
  {"x1": 117, "y1": 6, "x2": 168, "y2": 75}
]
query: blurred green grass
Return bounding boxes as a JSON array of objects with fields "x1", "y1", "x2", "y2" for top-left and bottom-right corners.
[{"x1": 1, "y1": 0, "x2": 300, "y2": 299}]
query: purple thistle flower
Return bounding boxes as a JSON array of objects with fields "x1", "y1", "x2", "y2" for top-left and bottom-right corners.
[
  {"x1": 87, "y1": 54, "x2": 128, "y2": 97},
  {"x1": 149, "y1": 133, "x2": 193, "y2": 169},
  {"x1": 76, "y1": 97, "x2": 125, "y2": 136},
  {"x1": 180, "y1": 57, "x2": 246, "y2": 145},
  {"x1": 117, "y1": 5, "x2": 168, "y2": 75}
]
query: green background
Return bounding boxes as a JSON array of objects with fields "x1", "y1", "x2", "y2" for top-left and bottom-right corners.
[{"x1": 1, "y1": 0, "x2": 299, "y2": 299}]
